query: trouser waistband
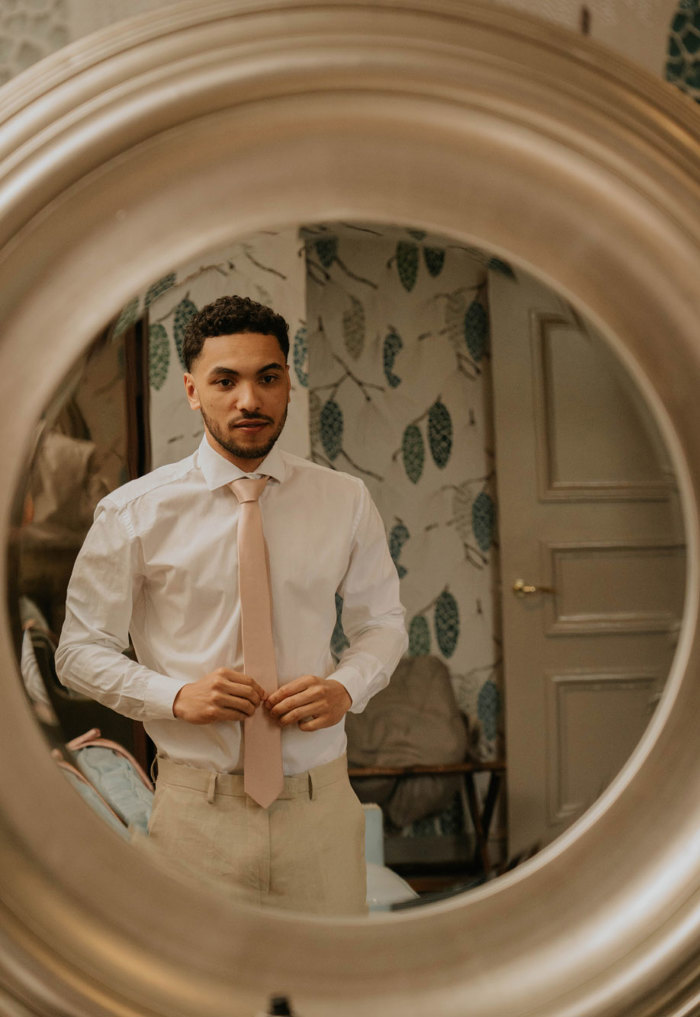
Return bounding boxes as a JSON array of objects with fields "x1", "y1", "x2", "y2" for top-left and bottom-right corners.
[{"x1": 155, "y1": 753, "x2": 348, "y2": 802}]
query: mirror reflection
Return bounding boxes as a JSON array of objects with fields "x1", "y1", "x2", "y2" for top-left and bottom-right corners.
[{"x1": 10, "y1": 222, "x2": 686, "y2": 916}]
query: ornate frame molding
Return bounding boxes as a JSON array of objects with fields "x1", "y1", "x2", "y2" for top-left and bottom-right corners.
[{"x1": 0, "y1": 3, "x2": 699, "y2": 1015}]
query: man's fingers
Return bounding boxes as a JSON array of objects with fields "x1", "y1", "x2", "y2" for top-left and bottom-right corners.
[
  {"x1": 174, "y1": 668, "x2": 270, "y2": 724},
  {"x1": 231, "y1": 684, "x2": 263, "y2": 705},
  {"x1": 214, "y1": 677, "x2": 264, "y2": 704},
  {"x1": 297, "y1": 715, "x2": 323, "y2": 731},
  {"x1": 218, "y1": 696, "x2": 257, "y2": 716},
  {"x1": 266, "y1": 675, "x2": 316, "y2": 707},
  {"x1": 214, "y1": 668, "x2": 266, "y2": 700},
  {"x1": 277, "y1": 703, "x2": 325, "y2": 727},
  {"x1": 267, "y1": 687, "x2": 319, "y2": 717},
  {"x1": 207, "y1": 692, "x2": 267, "y2": 721}
]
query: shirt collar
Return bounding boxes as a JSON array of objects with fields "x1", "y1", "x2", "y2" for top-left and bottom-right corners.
[{"x1": 197, "y1": 435, "x2": 286, "y2": 491}]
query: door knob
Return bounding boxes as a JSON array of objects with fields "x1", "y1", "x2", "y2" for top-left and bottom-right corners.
[{"x1": 512, "y1": 578, "x2": 556, "y2": 597}]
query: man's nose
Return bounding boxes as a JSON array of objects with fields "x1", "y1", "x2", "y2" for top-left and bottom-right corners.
[{"x1": 235, "y1": 381, "x2": 260, "y2": 411}]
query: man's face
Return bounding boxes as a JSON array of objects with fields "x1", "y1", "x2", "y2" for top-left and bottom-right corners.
[{"x1": 184, "y1": 332, "x2": 291, "y2": 472}]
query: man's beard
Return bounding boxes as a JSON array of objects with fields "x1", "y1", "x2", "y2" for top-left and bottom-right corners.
[{"x1": 200, "y1": 406, "x2": 287, "y2": 462}]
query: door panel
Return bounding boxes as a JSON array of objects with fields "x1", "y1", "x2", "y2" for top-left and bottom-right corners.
[
  {"x1": 490, "y1": 270, "x2": 685, "y2": 856},
  {"x1": 533, "y1": 314, "x2": 674, "y2": 495},
  {"x1": 545, "y1": 669, "x2": 661, "y2": 827}
]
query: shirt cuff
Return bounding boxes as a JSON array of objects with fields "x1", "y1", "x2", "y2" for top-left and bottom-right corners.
[
  {"x1": 330, "y1": 665, "x2": 371, "y2": 714},
  {"x1": 145, "y1": 672, "x2": 190, "y2": 720}
]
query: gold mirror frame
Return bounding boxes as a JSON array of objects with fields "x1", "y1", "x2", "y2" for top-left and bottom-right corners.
[{"x1": 1, "y1": 2, "x2": 699, "y2": 1015}]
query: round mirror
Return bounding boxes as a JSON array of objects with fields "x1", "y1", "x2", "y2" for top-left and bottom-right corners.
[
  {"x1": 10, "y1": 221, "x2": 686, "y2": 916},
  {"x1": 0, "y1": 4, "x2": 699, "y2": 1016}
]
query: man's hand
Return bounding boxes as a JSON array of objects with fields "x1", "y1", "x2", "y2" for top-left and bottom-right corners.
[
  {"x1": 265, "y1": 676, "x2": 352, "y2": 731},
  {"x1": 172, "y1": 667, "x2": 265, "y2": 724}
]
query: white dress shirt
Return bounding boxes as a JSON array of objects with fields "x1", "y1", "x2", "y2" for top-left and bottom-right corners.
[{"x1": 56, "y1": 438, "x2": 408, "y2": 775}]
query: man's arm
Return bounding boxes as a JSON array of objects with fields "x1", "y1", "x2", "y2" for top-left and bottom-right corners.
[
  {"x1": 55, "y1": 502, "x2": 183, "y2": 721},
  {"x1": 56, "y1": 502, "x2": 263, "y2": 724},
  {"x1": 266, "y1": 481, "x2": 407, "y2": 729}
]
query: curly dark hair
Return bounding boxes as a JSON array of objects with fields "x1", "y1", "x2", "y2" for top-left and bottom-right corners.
[{"x1": 182, "y1": 295, "x2": 290, "y2": 371}]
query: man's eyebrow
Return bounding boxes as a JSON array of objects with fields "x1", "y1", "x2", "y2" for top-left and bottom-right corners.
[
  {"x1": 207, "y1": 361, "x2": 285, "y2": 380},
  {"x1": 257, "y1": 361, "x2": 286, "y2": 374}
]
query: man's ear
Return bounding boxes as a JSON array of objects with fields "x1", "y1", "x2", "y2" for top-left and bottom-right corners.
[{"x1": 184, "y1": 373, "x2": 200, "y2": 410}]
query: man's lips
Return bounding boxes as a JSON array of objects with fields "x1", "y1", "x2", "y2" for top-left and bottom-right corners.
[{"x1": 232, "y1": 419, "x2": 271, "y2": 431}]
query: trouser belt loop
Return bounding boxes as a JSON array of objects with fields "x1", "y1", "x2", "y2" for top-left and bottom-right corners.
[
  {"x1": 207, "y1": 772, "x2": 218, "y2": 804},
  {"x1": 308, "y1": 773, "x2": 314, "y2": 800}
]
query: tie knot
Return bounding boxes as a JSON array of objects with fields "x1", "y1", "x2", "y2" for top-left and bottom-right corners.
[{"x1": 231, "y1": 476, "x2": 269, "y2": 504}]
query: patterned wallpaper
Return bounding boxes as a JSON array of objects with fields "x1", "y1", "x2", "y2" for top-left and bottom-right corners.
[
  {"x1": 0, "y1": 0, "x2": 68, "y2": 85},
  {"x1": 665, "y1": 0, "x2": 700, "y2": 101},
  {"x1": 0, "y1": 1, "x2": 695, "y2": 99},
  {"x1": 303, "y1": 224, "x2": 504, "y2": 759}
]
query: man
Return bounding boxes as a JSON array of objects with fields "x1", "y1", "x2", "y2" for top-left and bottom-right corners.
[{"x1": 56, "y1": 294, "x2": 407, "y2": 915}]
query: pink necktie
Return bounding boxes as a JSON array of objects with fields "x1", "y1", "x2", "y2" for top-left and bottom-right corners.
[{"x1": 231, "y1": 476, "x2": 283, "y2": 808}]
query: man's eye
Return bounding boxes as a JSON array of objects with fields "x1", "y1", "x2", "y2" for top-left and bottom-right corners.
[
  {"x1": 217, "y1": 378, "x2": 233, "y2": 388},
  {"x1": 262, "y1": 374, "x2": 281, "y2": 384}
]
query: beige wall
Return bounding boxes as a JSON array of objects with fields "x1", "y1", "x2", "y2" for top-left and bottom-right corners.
[
  {"x1": 0, "y1": 0, "x2": 682, "y2": 85},
  {"x1": 496, "y1": 0, "x2": 678, "y2": 74}
]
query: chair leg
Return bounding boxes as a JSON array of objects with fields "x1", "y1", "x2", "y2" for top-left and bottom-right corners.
[{"x1": 464, "y1": 772, "x2": 491, "y2": 875}]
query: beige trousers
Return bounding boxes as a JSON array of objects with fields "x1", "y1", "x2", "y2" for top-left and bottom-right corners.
[{"x1": 146, "y1": 754, "x2": 367, "y2": 916}]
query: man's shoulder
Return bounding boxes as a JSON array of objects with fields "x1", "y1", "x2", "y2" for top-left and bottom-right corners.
[
  {"x1": 280, "y1": 450, "x2": 365, "y2": 492},
  {"x1": 102, "y1": 453, "x2": 199, "y2": 512}
]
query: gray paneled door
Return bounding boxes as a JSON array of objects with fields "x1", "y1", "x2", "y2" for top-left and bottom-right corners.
[{"x1": 489, "y1": 269, "x2": 686, "y2": 857}]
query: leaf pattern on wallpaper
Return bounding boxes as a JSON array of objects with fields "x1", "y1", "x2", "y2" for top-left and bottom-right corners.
[
  {"x1": 293, "y1": 324, "x2": 308, "y2": 387},
  {"x1": 428, "y1": 400, "x2": 453, "y2": 468},
  {"x1": 148, "y1": 323, "x2": 170, "y2": 391},
  {"x1": 666, "y1": 2, "x2": 700, "y2": 102},
  {"x1": 383, "y1": 328, "x2": 403, "y2": 388},
  {"x1": 173, "y1": 297, "x2": 198, "y2": 369},
  {"x1": 342, "y1": 295, "x2": 365, "y2": 359},
  {"x1": 464, "y1": 299, "x2": 489, "y2": 362},
  {"x1": 452, "y1": 483, "x2": 473, "y2": 544},
  {"x1": 477, "y1": 679, "x2": 500, "y2": 740},
  {"x1": 320, "y1": 399, "x2": 343, "y2": 460},
  {"x1": 315, "y1": 237, "x2": 338, "y2": 268},
  {"x1": 145, "y1": 273, "x2": 176, "y2": 308},
  {"x1": 472, "y1": 490, "x2": 496, "y2": 552},
  {"x1": 389, "y1": 522, "x2": 410, "y2": 579},
  {"x1": 396, "y1": 241, "x2": 419, "y2": 292},
  {"x1": 255, "y1": 285, "x2": 274, "y2": 310},
  {"x1": 299, "y1": 228, "x2": 502, "y2": 756},
  {"x1": 408, "y1": 614, "x2": 431, "y2": 656},
  {"x1": 423, "y1": 246, "x2": 445, "y2": 277},
  {"x1": 444, "y1": 289, "x2": 467, "y2": 343},
  {"x1": 402, "y1": 423, "x2": 425, "y2": 484},
  {"x1": 113, "y1": 297, "x2": 139, "y2": 338},
  {"x1": 308, "y1": 391, "x2": 322, "y2": 446},
  {"x1": 434, "y1": 589, "x2": 459, "y2": 658}
]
